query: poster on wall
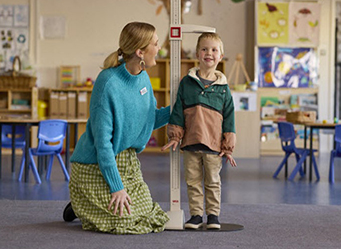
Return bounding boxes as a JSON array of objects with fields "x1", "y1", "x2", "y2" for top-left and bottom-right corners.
[
  {"x1": 288, "y1": 2, "x2": 321, "y2": 47},
  {"x1": 0, "y1": 4, "x2": 29, "y2": 71},
  {"x1": 257, "y1": 47, "x2": 318, "y2": 88},
  {"x1": 14, "y1": 5, "x2": 29, "y2": 27},
  {"x1": 232, "y1": 92, "x2": 257, "y2": 112},
  {"x1": 257, "y1": 1, "x2": 321, "y2": 47},
  {"x1": 0, "y1": 5, "x2": 14, "y2": 27},
  {"x1": 257, "y1": 2, "x2": 289, "y2": 45}
]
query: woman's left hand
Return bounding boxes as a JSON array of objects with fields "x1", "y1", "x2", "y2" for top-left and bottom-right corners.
[
  {"x1": 219, "y1": 152, "x2": 237, "y2": 167},
  {"x1": 108, "y1": 189, "x2": 132, "y2": 216}
]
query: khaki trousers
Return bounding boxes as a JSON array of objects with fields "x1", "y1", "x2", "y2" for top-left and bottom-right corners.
[{"x1": 183, "y1": 150, "x2": 222, "y2": 216}]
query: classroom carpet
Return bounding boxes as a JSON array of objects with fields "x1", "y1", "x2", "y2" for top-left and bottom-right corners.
[{"x1": 0, "y1": 200, "x2": 340, "y2": 249}]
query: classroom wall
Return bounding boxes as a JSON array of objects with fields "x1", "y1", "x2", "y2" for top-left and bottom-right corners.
[
  {"x1": 2, "y1": 0, "x2": 251, "y2": 88},
  {"x1": 0, "y1": 0, "x2": 336, "y2": 152}
]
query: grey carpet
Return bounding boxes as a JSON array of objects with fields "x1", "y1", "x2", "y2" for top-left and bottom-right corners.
[{"x1": 0, "y1": 200, "x2": 340, "y2": 249}]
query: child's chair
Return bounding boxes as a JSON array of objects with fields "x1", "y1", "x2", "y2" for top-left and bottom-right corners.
[
  {"x1": 0, "y1": 125, "x2": 36, "y2": 180},
  {"x1": 329, "y1": 124, "x2": 341, "y2": 183},
  {"x1": 18, "y1": 120, "x2": 69, "y2": 183},
  {"x1": 273, "y1": 121, "x2": 320, "y2": 181}
]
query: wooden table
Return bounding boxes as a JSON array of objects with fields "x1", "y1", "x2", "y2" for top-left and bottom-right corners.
[{"x1": 0, "y1": 116, "x2": 87, "y2": 182}]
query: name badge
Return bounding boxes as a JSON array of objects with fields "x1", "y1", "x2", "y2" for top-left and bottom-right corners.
[{"x1": 140, "y1": 87, "x2": 147, "y2": 95}]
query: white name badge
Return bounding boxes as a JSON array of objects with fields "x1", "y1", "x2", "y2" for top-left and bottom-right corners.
[{"x1": 140, "y1": 87, "x2": 147, "y2": 95}]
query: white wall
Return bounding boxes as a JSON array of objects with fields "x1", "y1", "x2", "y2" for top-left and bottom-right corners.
[
  {"x1": 1, "y1": 0, "x2": 250, "y2": 88},
  {"x1": 317, "y1": 0, "x2": 335, "y2": 152}
]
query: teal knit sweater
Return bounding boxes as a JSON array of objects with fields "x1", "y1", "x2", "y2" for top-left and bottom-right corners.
[{"x1": 70, "y1": 63, "x2": 170, "y2": 193}]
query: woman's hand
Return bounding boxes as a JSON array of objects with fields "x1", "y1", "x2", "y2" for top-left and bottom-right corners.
[
  {"x1": 161, "y1": 140, "x2": 179, "y2": 151},
  {"x1": 219, "y1": 152, "x2": 237, "y2": 167},
  {"x1": 108, "y1": 189, "x2": 132, "y2": 216}
]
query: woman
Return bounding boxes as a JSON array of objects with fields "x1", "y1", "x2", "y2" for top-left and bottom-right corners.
[{"x1": 63, "y1": 22, "x2": 170, "y2": 234}]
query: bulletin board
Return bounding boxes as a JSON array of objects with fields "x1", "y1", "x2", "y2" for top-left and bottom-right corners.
[
  {"x1": 255, "y1": 0, "x2": 320, "y2": 88},
  {"x1": 0, "y1": 5, "x2": 29, "y2": 71}
]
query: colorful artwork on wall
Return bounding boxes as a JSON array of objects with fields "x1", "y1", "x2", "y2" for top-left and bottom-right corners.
[
  {"x1": 257, "y1": 1, "x2": 321, "y2": 47},
  {"x1": 288, "y1": 2, "x2": 321, "y2": 47},
  {"x1": 257, "y1": 2, "x2": 289, "y2": 45},
  {"x1": 257, "y1": 47, "x2": 318, "y2": 88}
]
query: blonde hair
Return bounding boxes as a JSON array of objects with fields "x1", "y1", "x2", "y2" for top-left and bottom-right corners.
[
  {"x1": 196, "y1": 32, "x2": 224, "y2": 56},
  {"x1": 102, "y1": 22, "x2": 156, "y2": 69}
]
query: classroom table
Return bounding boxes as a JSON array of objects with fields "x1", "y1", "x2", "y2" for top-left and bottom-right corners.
[{"x1": 0, "y1": 116, "x2": 87, "y2": 182}]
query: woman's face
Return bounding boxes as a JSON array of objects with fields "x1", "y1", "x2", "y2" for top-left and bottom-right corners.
[{"x1": 143, "y1": 32, "x2": 160, "y2": 69}]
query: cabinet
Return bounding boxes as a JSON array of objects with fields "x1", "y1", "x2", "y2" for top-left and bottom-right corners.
[
  {"x1": 145, "y1": 59, "x2": 226, "y2": 152},
  {"x1": 0, "y1": 87, "x2": 38, "y2": 118},
  {"x1": 258, "y1": 87, "x2": 319, "y2": 155}
]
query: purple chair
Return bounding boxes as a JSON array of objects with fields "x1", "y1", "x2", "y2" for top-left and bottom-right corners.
[{"x1": 273, "y1": 122, "x2": 320, "y2": 181}]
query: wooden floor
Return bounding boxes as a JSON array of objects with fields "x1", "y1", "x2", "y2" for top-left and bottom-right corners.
[{"x1": 1, "y1": 152, "x2": 341, "y2": 206}]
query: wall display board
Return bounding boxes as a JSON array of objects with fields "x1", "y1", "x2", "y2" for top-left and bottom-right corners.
[
  {"x1": 0, "y1": 5, "x2": 29, "y2": 71},
  {"x1": 257, "y1": 46, "x2": 318, "y2": 88},
  {"x1": 255, "y1": 1, "x2": 321, "y2": 155},
  {"x1": 255, "y1": 1, "x2": 320, "y2": 89}
]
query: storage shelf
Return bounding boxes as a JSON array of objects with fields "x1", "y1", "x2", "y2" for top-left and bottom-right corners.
[
  {"x1": 258, "y1": 87, "x2": 319, "y2": 155},
  {"x1": 0, "y1": 87, "x2": 38, "y2": 118}
]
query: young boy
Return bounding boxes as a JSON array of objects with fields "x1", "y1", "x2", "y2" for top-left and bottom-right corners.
[{"x1": 162, "y1": 33, "x2": 237, "y2": 229}]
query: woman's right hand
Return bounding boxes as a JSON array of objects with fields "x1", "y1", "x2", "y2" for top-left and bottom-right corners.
[
  {"x1": 161, "y1": 140, "x2": 179, "y2": 151},
  {"x1": 108, "y1": 189, "x2": 132, "y2": 216}
]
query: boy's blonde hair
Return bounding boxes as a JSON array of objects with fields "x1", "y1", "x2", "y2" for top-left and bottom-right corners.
[
  {"x1": 196, "y1": 32, "x2": 224, "y2": 56},
  {"x1": 102, "y1": 22, "x2": 156, "y2": 69}
]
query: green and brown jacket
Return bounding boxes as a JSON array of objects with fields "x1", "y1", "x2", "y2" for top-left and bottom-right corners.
[{"x1": 168, "y1": 67, "x2": 236, "y2": 155}]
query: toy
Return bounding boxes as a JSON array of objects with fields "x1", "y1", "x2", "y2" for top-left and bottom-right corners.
[{"x1": 85, "y1": 77, "x2": 93, "y2": 87}]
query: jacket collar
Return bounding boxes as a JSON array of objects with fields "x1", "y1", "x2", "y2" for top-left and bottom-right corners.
[{"x1": 188, "y1": 67, "x2": 228, "y2": 86}]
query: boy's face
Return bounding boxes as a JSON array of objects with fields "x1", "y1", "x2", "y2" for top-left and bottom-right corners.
[{"x1": 196, "y1": 38, "x2": 223, "y2": 70}]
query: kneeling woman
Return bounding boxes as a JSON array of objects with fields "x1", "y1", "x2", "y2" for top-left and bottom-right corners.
[{"x1": 63, "y1": 22, "x2": 170, "y2": 234}]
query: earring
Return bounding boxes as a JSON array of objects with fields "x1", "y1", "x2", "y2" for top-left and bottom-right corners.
[{"x1": 140, "y1": 58, "x2": 146, "y2": 71}]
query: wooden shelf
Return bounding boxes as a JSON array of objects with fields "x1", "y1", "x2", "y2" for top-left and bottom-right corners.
[{"x1": 0, "y1": 87, "x2": 38, "y2": 118}]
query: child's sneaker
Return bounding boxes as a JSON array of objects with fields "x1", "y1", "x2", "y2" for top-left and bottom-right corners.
[
  {"x1": 184, "y1": 215, "x2": 203, "y2": 229},
  {"x1": 207, "y1": 214, "x2": 221, "y2": 229}
]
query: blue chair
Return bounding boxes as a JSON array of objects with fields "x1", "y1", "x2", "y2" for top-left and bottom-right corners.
[
  {"x1": 273, "y1": 122, "x2": 320, "y2": 181},
  {"x1": 18, "y1": 120, "x2": 69, "y2": 182},
  {"x1": 329, "y1": 124, "x2": 341, "y2": 183},
  {"x1": 1, "y1": 124, "x2": 26, "y2": 150},
  {"x1": 1, "y1": 125, "x2": 36, "y2": 180}
]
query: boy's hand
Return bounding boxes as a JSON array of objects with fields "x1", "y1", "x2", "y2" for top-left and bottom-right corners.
[
  {"x1": 161, "y1": 140, "x2": 179, "y2": 151},
  {"x1": 219, "y1": 152, "x2": 237, "y2": 167}
]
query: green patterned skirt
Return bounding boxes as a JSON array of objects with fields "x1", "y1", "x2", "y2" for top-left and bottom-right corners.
[{"x1": 69, "y1": 148, "x2": 169, "y2": 234}]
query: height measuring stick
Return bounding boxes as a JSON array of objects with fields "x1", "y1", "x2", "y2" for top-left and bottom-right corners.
[{"x1": 166, "y1": 0, "x2": 216, "y2": 230}]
